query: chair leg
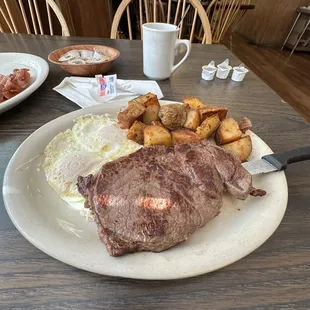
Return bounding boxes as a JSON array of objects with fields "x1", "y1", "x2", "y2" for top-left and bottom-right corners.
[
  {"x1": 281, "y1": 12, "x2": 301, "y2": 50},
  {"x1": 289, "y1": 18, "x2": 310, "y2": 56}
]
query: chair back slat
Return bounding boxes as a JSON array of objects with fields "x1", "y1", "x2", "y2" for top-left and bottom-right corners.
[
  {"x1": 166, "y1": 0, "x2": 172, "y2": 23},
  {"x1": 0, "y1": 0, "x2": 70, "y2": 36},
  {"x1": 189, "y1": 8, "x2": 198, "y2": 42},
  {"x1": 33, "y1": 0, "x2": 44, "y2": 35},
  {"x1": 158, "y1": 0, "x2": 165, "y2": 21},
  {"x1": 144, "y1": 0, "x2": 150, "y2": 22},
  {"x1": 46, "y1": 1, "x2": 53, "y2": 35},
  {"x1": 18, "y1": 0, "x2": 31, "y2": 34},
  {"x1": 28, "y1": 0, "x2": 38, "y2": 34},
  {"x1": 173, "y1": 0, "x2": 181, "y2": 25},
  {"x1": 126, "y1": 5, "x2": 133, "y2": 39},
  {"x1": 153, "y1": 0, "x2": 157, "y2": 22},
  {"x1": 139, "y1": 0, "x2": 143, "y2": 38},
  {"x1": 0, "y1": 5, "x2": 14, "y2": 32},
  {"x1": 4, "y1": 0, "x2": 17, "y2": 33},
  {"x1": 178, "y1": 0, "x2": 187, "y2": 39}
]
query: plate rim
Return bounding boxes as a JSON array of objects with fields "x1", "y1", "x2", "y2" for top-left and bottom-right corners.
[
  {"x1": 0, "y1": 52, "x2": 49, "y2": 114},
  {"x1": 2, "y1": 100, "x2": 288, "y2": 280}
]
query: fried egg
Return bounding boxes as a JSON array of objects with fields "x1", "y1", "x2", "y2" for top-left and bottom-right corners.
[{"x1": 43, "y1": 114, "x2": 142, "y2": 220}]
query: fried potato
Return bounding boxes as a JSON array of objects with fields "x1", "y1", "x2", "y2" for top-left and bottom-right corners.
[
  {"x1": 199, "y1": 106, "x2": 228, "y2": 122},
  {"x1": 171, "y1": 129, "x2": 201, "y2": 145},
  {"x1": 144, "y1": 125, "x2": 172, "y2": 147},
  {"x1": 158, "y1": 104, "x2": 187, "y2": 130},
  {"x1": 215, "y1": 117, "x2": 242, "y2": 145},
  {"x1": 127, "y1": 121, "x2": 146, "y2": 145},
  {"x1": 221, "y1": 135, "x2": 252, "y2": 162},
  {"x1": 142, "y1": 105, "x2": 160, "y2": 125},
  {"x1": 183, "y1": 96, "x2": 205, "y2": 109},
  {"x1": 196, "y1": 114, "x2": 221, "y2": 140},
  {"x1": 151, "y1": 120, "x2": 167, "y2": 129},
  {"x1": 128, "y1": 92, "x2": 159, "y2": 108},
  {"x1": 183, "y1": 109, "x2": 201, "y2": 130},
  {"x1": 117, "y1": 103, "x2": 146, "y2": 129}
]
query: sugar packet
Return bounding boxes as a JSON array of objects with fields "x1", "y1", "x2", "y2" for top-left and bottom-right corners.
[{"x1": 95, "y1": 74, "x2": 117, "y2": 97}]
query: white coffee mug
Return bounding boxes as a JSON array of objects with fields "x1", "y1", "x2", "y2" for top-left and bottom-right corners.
[{"x1": 142, "y1": 23, "x2": 191, "y2": 80}]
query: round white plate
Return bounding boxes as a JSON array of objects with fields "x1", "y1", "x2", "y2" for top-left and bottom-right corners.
[
  {"x1": 3, "y1": 100, "x2": 288, "y2": 280},
  {"x1": 0, "y1": 53, "x2": 49, "y2": 114}
]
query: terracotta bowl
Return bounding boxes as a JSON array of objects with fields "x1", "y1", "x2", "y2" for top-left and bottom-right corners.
[{"x1": 48, "y1": 44, "x2": 120, "y2": 77}]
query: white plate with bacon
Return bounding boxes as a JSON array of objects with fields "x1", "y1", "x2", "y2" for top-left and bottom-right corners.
[{"x1": 0, "y1": 53, "x2": 49, "y2": 114}]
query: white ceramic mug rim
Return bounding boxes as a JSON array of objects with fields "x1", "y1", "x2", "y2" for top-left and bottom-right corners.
[{"x1": 142, "y1": 22, "x2": 178, "y2": 32}]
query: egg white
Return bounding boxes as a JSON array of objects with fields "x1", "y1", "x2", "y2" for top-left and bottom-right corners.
[{"x1": 43, "y1": 114, "x2": 142, "y2": 220}]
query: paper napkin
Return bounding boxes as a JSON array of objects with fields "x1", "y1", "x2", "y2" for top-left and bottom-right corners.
[{"x1": 53, "y1": 77, "x2": 164, "y2": 108}]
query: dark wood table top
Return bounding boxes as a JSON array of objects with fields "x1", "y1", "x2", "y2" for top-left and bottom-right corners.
[{"x1": 1, "y1": 33, "x2": 310, "y2": 310}]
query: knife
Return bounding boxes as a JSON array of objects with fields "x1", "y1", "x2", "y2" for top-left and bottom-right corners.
[{"x1": 242, "y1": 146, "x2": 310, "y2": 175}]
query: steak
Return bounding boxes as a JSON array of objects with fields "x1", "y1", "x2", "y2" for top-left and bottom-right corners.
[{"x1": 77, "y1": 141, "x2": 261, "y2": 257}]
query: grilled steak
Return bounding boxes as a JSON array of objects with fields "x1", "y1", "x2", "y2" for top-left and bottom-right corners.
[{"x1": 77, "y1": 141, "x2": 260, "y2": 257}]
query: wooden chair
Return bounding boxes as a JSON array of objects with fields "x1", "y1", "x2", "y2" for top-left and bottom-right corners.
[
  {"x1": 0, "y1": 0, "x2": 70, "y2": 36},
  {"x1": 204, "y1": 0, "x2": 252, "y2": 43},
  {"x1": 111, "y1": 0, "x2": 212, "y2": 44}
]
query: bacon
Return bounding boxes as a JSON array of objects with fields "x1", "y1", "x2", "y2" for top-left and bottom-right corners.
[
  {"x1": 3, "y1": 78, "x2": 23, "y2": 99},
  {"x1": 0, "y1": 68, "x2": 31, "y2": 103},
  {"x1": 11, "y1": 68, "x2": 31, "y2": 89},
  {"x1": 0, "y1": 74, "x2": 8, "y2": 85},
  {"x1": 238, "y1": 117, "x2": 252, "y2": 133}
]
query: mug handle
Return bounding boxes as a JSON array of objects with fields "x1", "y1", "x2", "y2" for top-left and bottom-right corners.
[{"x1": 171, "y1": 39, "x2": 191, "y2": 74}]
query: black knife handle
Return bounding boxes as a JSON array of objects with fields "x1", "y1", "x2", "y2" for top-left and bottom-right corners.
[{"x1": 262, "y1": 146, "x2": 310, "y2": 171}]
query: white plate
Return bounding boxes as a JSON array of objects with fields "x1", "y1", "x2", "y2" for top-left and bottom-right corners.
[
  {"x1": 0, "y1": 53, "x2": 49, "y2": 114},
  {"x1": 3, "y1": 100, "x2": 288, "y2": 280}
]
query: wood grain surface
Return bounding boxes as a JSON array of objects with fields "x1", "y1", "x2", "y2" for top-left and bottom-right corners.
[
  {"x1": 57, "y1": 0, "x2": 113, "y2": 37},
  {"x1": 223, "y1": 32, "x2": 310, "y2": 123},
  {"x1": 236, "y1": 0, "x2": 310, "y2": 46},
  {"x1": 0, "y1": 33, "x2": 310, "y2": 310}
]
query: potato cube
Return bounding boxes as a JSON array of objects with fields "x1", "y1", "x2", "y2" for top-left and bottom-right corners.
[
  {"x1": 215, "y1": 117, "x2": 242, "y2": 145},
  {"x1": 127, "y1": 121, "x2": 146, "y2": 145},
  {"x1": 129, "y1": 92, "x2": 160, "y2": 108},
  {"x1": 143, "y1": 105, "x2": 160, "y2": 125},
  {"x1": 221, "y1": 135, "x2": 252, "y2": 162},
  {"x1": 171, "y1": 129, "x2": 201, "y2": 145},
  {"x1": 144, "y1": 125, "x2": 172, "y2": 147},
  {"x1": 117, "y1": 104, "x2": 145, "y2": 129},
  {"x1": 183, "y1": 109, "x2": 201, "y2": 130},
  {"x1": 183, "y1": 96, "x2": 205, "y2": 109},
  {"x1": 199, "y1": 106, "x2": 228, "y2": 122},
  {"x1": 196, "y1": 114, "x2": 221, "y2": 140}
]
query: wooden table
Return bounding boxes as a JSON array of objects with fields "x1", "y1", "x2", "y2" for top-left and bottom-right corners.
[{"x1": 1, "y1": 33, "x2": 310, "y2": 309}]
